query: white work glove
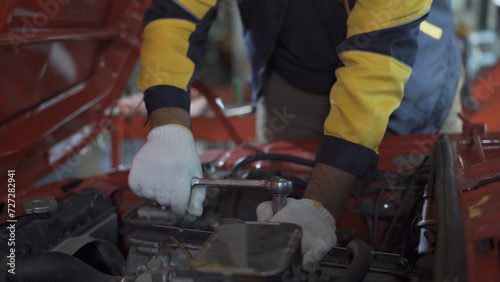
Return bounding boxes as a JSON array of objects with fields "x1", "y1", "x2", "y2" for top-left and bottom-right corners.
[
  {"x1": 129, "y1": 124, "x2": 205, "y2": 217},
  {"x1": 256, "y1": 198, "x2": 337, "y2": 267}
]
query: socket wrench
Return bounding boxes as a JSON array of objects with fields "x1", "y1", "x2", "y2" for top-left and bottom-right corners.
[{"x1": 191, "y1": 176, "x2": 293, "y2": 214}]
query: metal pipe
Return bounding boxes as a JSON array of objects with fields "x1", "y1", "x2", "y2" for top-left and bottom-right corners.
[{"x1": 472, "y1": 127, "x2": 487, "y2": 163}]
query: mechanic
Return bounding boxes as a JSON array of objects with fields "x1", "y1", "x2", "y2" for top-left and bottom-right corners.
[{"x1": 129, "y1": 0, "x2": 461, "y2": 267}]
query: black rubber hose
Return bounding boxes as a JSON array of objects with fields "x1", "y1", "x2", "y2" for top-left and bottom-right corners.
[
  {"x1": 229, "y1": 153, "x2": 315, "y2": 176},
  {"x1": 371, "y1": 182, "x2": 387, "y2": 248},
  {"x1": 422, "y1": 155, "x2": 436, "y2": 199},
  {"x1": 336, "y1": 239, "x2": 373, "y2": 282},
  {"x1": 434, "y1": 135, "x2": 466, "y2": 282},
  {"x1": 7, "y1": 252, "x2": 120, "y2": 282}
]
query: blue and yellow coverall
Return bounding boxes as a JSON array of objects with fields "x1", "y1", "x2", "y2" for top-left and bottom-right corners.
[{"x1": 136, "y1": 0, "x2": 460, "y2": 181}]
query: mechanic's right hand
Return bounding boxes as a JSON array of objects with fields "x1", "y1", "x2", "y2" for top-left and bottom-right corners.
[
  {"x1": 128, "y1": 124, "x2": 205, "y2": 217},
  {"x1": 256, "y1": 198, "x2": 337, "y2": 268}
]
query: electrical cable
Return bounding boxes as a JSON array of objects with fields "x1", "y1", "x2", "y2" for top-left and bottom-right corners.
[
  {"x1": 394, "y1": 155, "x2": 435, "y2": 255},
  {"x1": 378, "y1": 155, "x2": 430, "y2": 252},
  {"x1": 371, "y1": 181, "x2": 387, "y2": 248},
  {"x1": 396, "y1": 155, "x2": 436, "y2": 255},
  {"x1": 360, "y1": 156, "x2": 431, "y2": 249},
  {"x1": 395, "y1": 193, "x2": 425, "y2": 256},
  {"x1": 354, "y1": 161, "x2": 429, "y2": 222}
]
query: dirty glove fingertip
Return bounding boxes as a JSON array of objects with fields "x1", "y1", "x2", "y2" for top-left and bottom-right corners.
[{"x1": 256, "y1": 201, "x2": 274, "y2": 221}]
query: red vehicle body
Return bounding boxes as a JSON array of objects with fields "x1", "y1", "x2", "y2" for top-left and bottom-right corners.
[{"x1": 1, "y1": 1, "x2": 500, "y2": 281}]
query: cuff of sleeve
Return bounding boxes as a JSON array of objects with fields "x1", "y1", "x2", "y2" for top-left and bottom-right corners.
[
  {"x1": 315, "y1": 135, "x2": 378, "y2": 180},
  {"x1": 144, "y1": 85, "x2": 191, "y2": 116},
  {"x1": 148, "y1": 124, "x2": 193, "y2": 140}
]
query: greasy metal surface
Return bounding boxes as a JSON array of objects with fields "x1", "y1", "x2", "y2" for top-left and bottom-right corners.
[
  {"x1": 0, "y1": 0, "x2": 151, "y2": 193},
  {"x1": 127, "y1": 225, "x2": 213, "y2": 275},
  {"x1": 21, "y1": 196, "x2": 58, "y2": 214},
  {"x1": 190, "y1": 222, "x2": 301, "y2": 277},
  {"x1": 313, "y1": 245, "x2": 411, "y2": 281}
]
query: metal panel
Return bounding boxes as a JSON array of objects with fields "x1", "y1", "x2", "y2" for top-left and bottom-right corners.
[{"x1": 0, "y1": 0, "x2": 151, "y2": 193}]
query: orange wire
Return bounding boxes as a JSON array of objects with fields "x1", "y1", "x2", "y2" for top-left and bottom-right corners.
[{"x1": 344, "y1": 0, "x2": 351, "y2": 16}]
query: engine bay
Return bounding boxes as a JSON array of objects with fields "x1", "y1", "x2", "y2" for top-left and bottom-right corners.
[{"x1": 3, "y1": 131, "x2": 496, "y2": 281}]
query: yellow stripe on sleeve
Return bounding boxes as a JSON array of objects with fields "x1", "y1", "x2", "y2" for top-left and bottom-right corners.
[
  {"x1": 175, "y1": 0, "x2": 218, "y2": 20},
  {"x1": 347, "y1": 0, "x2": 432, "y2": 38},
  {"x1": 136, "y1": 19, "x2": 196, "y2": 92},
  {"x1": 324, "y1": 51, "x2": 412, "y2": 153}
]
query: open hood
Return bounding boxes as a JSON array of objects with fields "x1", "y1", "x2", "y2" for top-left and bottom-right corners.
[{"x1": 0, "y1": 0, "x2": 150, "y2": 193}]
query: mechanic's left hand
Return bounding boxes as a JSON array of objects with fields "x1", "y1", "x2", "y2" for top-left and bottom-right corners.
[{"x1": 256, "y1": 198, "x2": 337, "y2": 268}]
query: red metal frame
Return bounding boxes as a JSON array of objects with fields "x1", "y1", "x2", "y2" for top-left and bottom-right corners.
[
  {"x1": 110, "y1": 115, "x2": 151, "y2": 168},
  {"x1": 192, "y1": 80, "x2": 245, "y2": 145},
  {"x1": 450, "y1": 129, "x2": 500, "y2": 282},
  {"x1": 0, "y1": 0, "x2": 152, "y2": 193}
]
